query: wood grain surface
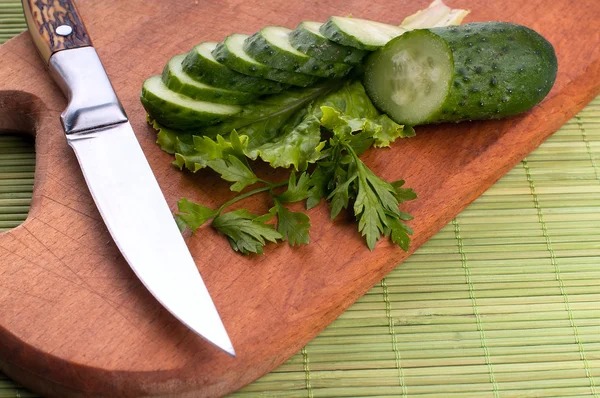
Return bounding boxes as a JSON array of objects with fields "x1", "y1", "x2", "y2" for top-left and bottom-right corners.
[{"x1": 0, "y1": 0, "x2": 599, "y2": 397}]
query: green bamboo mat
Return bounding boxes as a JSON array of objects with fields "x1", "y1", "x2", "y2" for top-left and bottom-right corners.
[{"x1": 2, "y1": 4, "x2": 600, "y2": 397}]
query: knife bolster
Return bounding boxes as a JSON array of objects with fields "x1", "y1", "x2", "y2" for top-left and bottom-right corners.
[{"x1": 49, "y1": 47, "x2": 128, "y2": 135}]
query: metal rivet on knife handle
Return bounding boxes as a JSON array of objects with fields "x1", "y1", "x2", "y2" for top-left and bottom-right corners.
[
  {"x1": 21, "y1": 0, "x2": 92, "y2": 63},
  {"x1": 56, "y1": 25, "x2": 74, "y2": 37}
]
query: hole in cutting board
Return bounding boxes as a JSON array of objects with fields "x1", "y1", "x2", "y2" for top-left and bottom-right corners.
[
  {"x1": 0, "y1": 132, "x2": 34, "y2": 232},
  {"x1": 0, "y1": 91, "x2": 40, "y2": 233}
]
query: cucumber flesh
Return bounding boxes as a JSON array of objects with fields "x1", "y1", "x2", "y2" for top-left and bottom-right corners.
[
  {"x1": 182, "y1": 42, "x2": 288, "y2": 95},
  {"x1": 364, "y1": 22, "x2": 558, "y2": 125},
  {"x1": 141, "y1": 76, "x2": 241, "y2": 130},
  {"x1": 244, "y1": 26, "x2": 353, "y2": 78},
  {"x1": 364, "y1": 30, "x2": 453, "y2": 126},
  {"x1": 320, "y1": 16, "x2": 407, "y2": 51},
  {"x1": 212, "y1": 34, "x2": 321, "y2": 87},
  {"x1": 289, "y1": 21, "x2": 368, "y2": 64},
  {"x1": 162, "y1": 55, "x2": 257, "y2": 104}
]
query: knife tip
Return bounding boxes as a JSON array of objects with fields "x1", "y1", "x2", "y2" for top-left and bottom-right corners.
[{"x1": 223, "y1": 344, "x2": 236, "y2": 357}]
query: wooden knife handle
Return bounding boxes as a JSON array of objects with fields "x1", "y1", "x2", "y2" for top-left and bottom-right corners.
[{"x1": 22, "y1": 0, "x2": 92, "y2": 64}]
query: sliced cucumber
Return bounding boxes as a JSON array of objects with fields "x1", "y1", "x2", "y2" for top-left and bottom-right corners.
[
  {"x1": 320, "y1": 16, "x2": 407, "y2": 51},
  {"x1": 162, "y1": 55, "x2": 257, "y2": 105},
  {"x1": 243, "y1": 26, "x2": 353, "y2": 78},
  {"x1": 363, "y1": 22, "x2": 558, "y2": 126},
  {"x1": 289, "y1": 21, "x2": 368, "y2": 64},
  {"x1": 212, "y1": 34, "x2": 321, "y2": 87},
  {"x1": 182, "y1": 42, "x2": 288, "y2": 95},
  {"x1": 141, "y1": 76, "x2": 241, "y2": 130}
]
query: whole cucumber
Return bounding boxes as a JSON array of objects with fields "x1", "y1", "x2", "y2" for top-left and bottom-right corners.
[{"x1": 363, "y1": 22, "x2": 558, "y2": 126}]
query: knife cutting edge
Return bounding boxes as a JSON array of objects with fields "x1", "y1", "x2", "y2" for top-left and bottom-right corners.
[{"x1": 21, "y1": 0, "x2": 235, "y2": 356}]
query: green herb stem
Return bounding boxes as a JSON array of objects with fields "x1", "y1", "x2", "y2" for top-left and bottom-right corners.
[{"x1": 216, "y1": 180, "x2": 288, "y2": 215}]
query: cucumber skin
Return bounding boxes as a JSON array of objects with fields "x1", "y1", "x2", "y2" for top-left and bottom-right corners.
[
  {"x1": 212, "y1": 37, "x2": 321, "y2": 87},
  {"x1": 426, "y1": 22, "x2": 557, "y2": 124},
  {"x1": 182, "y1": 44, "x2": 289, "y2": 95},
  {"x1": 141, "y1": 78, "x2": 240, "y2": 130},
  {"x1": 243, "y1": 30, "x2": 354, "y2": 78},
  {"x1": 289, "y1": 22, "x2": 368, "y2": 64},
  {"x1": 162, "y1": 56, "x2": 258, "y2": 105}
]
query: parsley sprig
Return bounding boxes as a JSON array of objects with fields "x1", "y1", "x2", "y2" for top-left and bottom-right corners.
[{"x1": 157, "y1": 80, "x2": 417, "y2": 254}]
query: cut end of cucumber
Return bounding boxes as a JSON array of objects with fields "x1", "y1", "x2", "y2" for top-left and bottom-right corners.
[
  {"x1": 195, "y1": 42, "x2": 220, "y2": 64},
  {"x1": 301, "y1": 21, "x2": 326, "y2": 37},
  {"x1": 261, "y1": 26, "x2": 308, "y2": 58},
  {"x1": 322, "y1": 16, "x2": 407, "y2": 50},
  {"x1": 364, "y1": 30, "x2": 453, "y2": 125},
  {"x1": 166, "y1": 54, "x2": 215, "y2": 91},
  {"x1": 225, "y1": 34, "x2": 257, "y2": 64},
  {"x1": 163, "y1": 55, "x2": 257, "y2": 104}
]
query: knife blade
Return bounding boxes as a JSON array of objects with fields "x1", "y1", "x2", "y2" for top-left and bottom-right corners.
[{"x1": 21, "y1": 0, "x2": 235, "y2": 356}]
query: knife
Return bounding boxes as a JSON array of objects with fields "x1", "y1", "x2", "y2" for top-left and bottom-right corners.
[{"x1": 21, "y1": 0, "x2": 235, "y2": 356}]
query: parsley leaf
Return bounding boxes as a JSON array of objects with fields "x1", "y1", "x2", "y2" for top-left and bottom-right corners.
[
  {"x1": 175, "y1": 198, "x2": 217, "y2": 232},
  {"x1": 384, "y1": 214, "x2": 413, "y2": 251},
  {"x1": 212, "y1": 209, "x2": 282, "y2": 255},
  {"x1": 391, "y1": 180, "x2": 418, "y2": 203},
  {"x1": 272, "y1": 201, "x2": 311, "y2": 246},
  {"x1": 275, "y1": 171, "x2": 311, "y2": 203},
  {"x1": 306, "y1": 164, "x2": 331, "y2": 210},
  {"x1": 354, "y1": 156, "x2": 410, "y2": 250},
  {"x1": 327, "y1": 166, "x2": 357, "y2": 219},
  {"x1": 206, "y1": 155, "x2": 258, "y2": 192}
]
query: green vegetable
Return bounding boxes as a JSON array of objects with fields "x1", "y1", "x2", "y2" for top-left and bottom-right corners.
[
  {"x1": 243, "y1": 26, "x2": 353, "y2": 78},
  {"x1": 175, "y1": 174, "x2": 311, "y2": 254},
  {"x1": 320, "y1": 16, "x2": 408, "y2": 51},
  {"x1": 363, "y1": 22, "x2": 558, "y2": 125},
  {"x1": 182, "y1": 42, "x2": 289, "y2": 95},
  {"x1": 155, "y1": 80, "x2": 409, "y2": 172},
  {"x1": 140, "y1": 76, "x2": 242, "y2": 130},
  {"x1": 158, "y1": 80, "x2": 416, "y2": 253},
  {"x1": 212, "y1": 34, "x2": 321, "y2": 87},
  {"x1": 192, "y1": 83, "x2": 337, "y2": 170},
  {"x1": 162, "y1": 54, "x2": 257, "y2": 104},
  {"x1": 289, "y1": 21, "x2": 368, "y2": 64},
  {"x1": 316, "y1": 113, "x2": 417, "y2": 250},
  {"x1": 144, "y1": 0, "x2": 484, "y2": 254}
]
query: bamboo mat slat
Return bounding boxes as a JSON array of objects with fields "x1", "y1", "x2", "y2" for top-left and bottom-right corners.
[{"x1": 1, "y1": 2, "x2": 600, "y2": 397}]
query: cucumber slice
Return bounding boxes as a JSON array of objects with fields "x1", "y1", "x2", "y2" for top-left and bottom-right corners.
[
  {"x1": 289, "y1": 21, "x2": 368, "y2": 64},
  {"x1": 320, "y1": 16, "x2": 407, "y2": 51},
  {"x1": 141, "y1": 76, "x2": 241, "y2": 130},
  {"x1": 162, "y1": 55, "x2": 257, "y2": 105},
  {"x1": 212, "y1": 34, "x2": 321, "y2": 87},
  {"x1": 363, "y1": 22, "x2": 558, "y2": 126},
  {"x1": 243, "y1": 26, "x2": 353, "y2": 78},
  {"x1": 182, "y1": 42, "x2": 288, "y2": 95}
]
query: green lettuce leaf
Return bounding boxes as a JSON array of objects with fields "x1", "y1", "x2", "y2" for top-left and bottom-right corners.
[
  {"x1": 201, "y1": 84, "x2": 335, "y2": 170},
  {"x1": 316, "y1": 81, "x2": 408, "y2": 148},
  {"x1": 150, "y1": 80, "x2": 409, "y2": 173}
]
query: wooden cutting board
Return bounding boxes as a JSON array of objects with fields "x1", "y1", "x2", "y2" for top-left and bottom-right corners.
[{"x1": 0, "y1": 0, "x2": 599, "y2": 396}]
